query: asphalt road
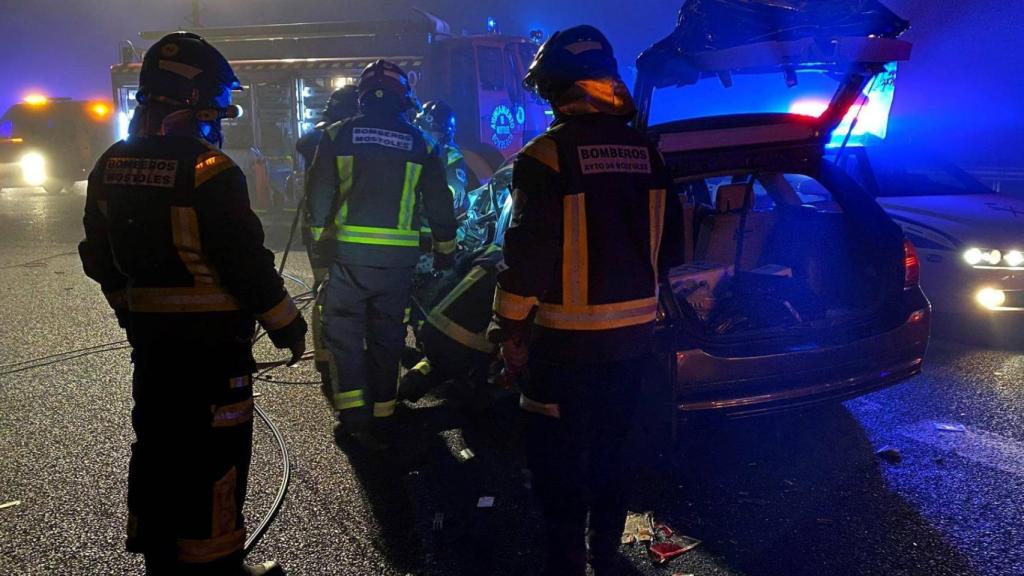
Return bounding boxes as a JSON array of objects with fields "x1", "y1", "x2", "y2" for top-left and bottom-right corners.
[{"x1": 1, "y1": 189, "x2": 1022, "y2": 576}]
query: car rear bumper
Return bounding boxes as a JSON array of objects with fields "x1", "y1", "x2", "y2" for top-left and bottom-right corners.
[{"x1": 675, "y1": 305, "x2": 930, "y2": 418}]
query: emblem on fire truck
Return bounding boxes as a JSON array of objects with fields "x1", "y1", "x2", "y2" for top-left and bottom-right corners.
[{"x1": 489, "y1": 104, "x2": 516, "y2": 150}]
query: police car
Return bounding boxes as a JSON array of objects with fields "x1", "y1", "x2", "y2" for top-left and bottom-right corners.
[{"x1": 835, "y1": 145, "x2": 1024, "y2": 318}]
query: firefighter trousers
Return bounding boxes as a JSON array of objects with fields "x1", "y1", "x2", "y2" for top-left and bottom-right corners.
[
  {"x1": 125, "y1": 337, "x2": 255, "y2": 575},
  {"x1": 322, "y1": 262, "x2": 413, "y2": 431},
  {"x1": 523, "y1": 356, "x2": 646, "y2": 576}
]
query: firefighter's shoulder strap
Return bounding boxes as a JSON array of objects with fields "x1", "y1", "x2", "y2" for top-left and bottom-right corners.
[
  {"x1": 519, "y1": 133, "x2": 560, "y2": 174},
  {"x1": 194, "y1": 148, "x2": 237, "y2": 189}
]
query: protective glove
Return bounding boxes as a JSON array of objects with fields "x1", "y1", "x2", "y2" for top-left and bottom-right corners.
[
  {"x1": 312, "y1": 238, "x2": 335, "y2": 267},
  {"x1": 433, "y1": 250, "x2": 454, "y2": 272},
  {"x1": 286, "y1": 337, "x2": 306, "y2": 367},
  {"x1": 499, "y1": 337, "x2": 530, "y2": 382}
]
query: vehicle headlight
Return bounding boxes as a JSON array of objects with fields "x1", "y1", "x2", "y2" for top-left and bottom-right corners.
[
  {"x1": 963, "y1": 247, "x2": 1003, "y2": 266},
  {"x1": 1005, "y1": 250, "x2": 1024, "y2": 268},
  {"x1": 20, "y1": 152, "x2": 46, "y2": 187},
  {"x1": 976, "y1": 287, "x2": 1007, "y2": 310}
]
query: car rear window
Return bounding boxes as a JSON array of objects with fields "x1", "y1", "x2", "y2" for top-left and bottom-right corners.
[{"x1": 679, "y1": 172, "x2": 841, "y2": 213}]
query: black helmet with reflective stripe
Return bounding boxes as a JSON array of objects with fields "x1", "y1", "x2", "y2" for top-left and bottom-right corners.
[
  {"x1": 138, "y1": 32, "x2": 242, "y2": 117},
  {"x1": 523, "y1": 25, "x2": 619, "y2": 101},
  {"x1": 357, "y1": 60, "x2": 414, "y2": 111},
  {"x1": 415, "y1": 100, "x2": 456, "y2": 144},
  {"x1": 323, "y1": 85, "x2": 359, "y2": 123}
]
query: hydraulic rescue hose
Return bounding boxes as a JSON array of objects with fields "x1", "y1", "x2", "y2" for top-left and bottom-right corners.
[
  {"x1": 246, "y1": 403, "x2": 291, "y2": 553},
  {"x1": 244, "y1": 186, "x2": 322, "y2": 553},
  {"x1": 1, "y1": 195, "x2": 319, "y2": 557}
]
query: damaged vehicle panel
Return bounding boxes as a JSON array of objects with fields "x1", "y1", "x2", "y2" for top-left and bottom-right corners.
[{"x1": 634, "y1": 0, "x2": 929, "y2": 417}]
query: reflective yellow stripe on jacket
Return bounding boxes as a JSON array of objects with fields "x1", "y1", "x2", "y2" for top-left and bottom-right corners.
[
  {"x1": 493, "y1": 287, "x2": 539, "y2": 321},
  {"x1": 334, "y1": 161, "x2": 423, "y2": 248},
  {"x1": 257, "y1": 296, "x2": 299, "y2": 331},
  {"x1": 171, "y1": 206, "x2": 218, "y2": 285},
  {"x1": 127, "y1": 286, "x2": 241, "y2": 313},
  {"x1": 532, "y1": 191, "x2": 660, "y2": 331},
  {"x1": 194, "y1": 151, "x2": 235, "y2": 188},
  {"x1": 427, "y1": 267, "x2": 496, "y2": 354}
]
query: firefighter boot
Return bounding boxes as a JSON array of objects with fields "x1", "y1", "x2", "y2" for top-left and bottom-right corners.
[
  {"x1": 241, "y1": 560, "x2": 286, "y2": 575},
  {"x1": 350, "y1": 415, "x2": 393, "y2": 452},
  {"x1": 332, "y1": 405, "x2": 372, "y2": 446},
  {"x1": 398, "y1": 359, "x2": 434, "y2": 402}
]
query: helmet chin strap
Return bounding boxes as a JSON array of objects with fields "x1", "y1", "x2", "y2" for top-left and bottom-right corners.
[
  {"x1": 194, "y1": 105, "x2": 241, "y2": 148},
  {"x1": 195, "y1": 105, "x2": 242, "y2": 122}
]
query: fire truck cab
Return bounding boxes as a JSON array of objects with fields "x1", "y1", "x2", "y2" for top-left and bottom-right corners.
[
  {"x1": 110, "y1": 12, "x2": 547, "y2": 210},
  {"x1": 0, "y1": 96, "x2": 115, "y2": 193}
]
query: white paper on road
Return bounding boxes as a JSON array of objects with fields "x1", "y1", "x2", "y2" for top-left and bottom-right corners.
[{"x1": 900, "y1": 421, "x2": 1024, "y2": 478}]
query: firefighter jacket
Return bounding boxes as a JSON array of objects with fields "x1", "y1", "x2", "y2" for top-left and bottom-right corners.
[
  {"x1": 419, "y1": 142, "x2": 477, "y2": 246},
  {"x1": 444, "y1": 144, "x2": 478, "y2": 217},
  {"x1": 306, "y1": 111, "x2": 457, "y2": 268},
  {"x1": 426, "y1": 244, "x2": 503, "y2": 355},
  {"x1": 79, "y1": 135, "x2": 307, "y2": 350},
  {"x1": 490, "y1": 107, "x2": 686, "y2": 364},
  {"x1": 297, "y1": 124, "x2": 332, "y2": 268},
  {"x1": 295, "y1": 125, "x2": 325, "y2": 169}
]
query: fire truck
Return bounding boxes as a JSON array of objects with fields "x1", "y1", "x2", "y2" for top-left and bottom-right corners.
[
  {"x1": 0, "y1": 96, "x2": 115, "y2": 193},
  {"x1": 110, "y1": 12, "x2": 548, "y2": 210}
]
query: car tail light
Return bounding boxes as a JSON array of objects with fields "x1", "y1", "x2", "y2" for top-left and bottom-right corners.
[{"x1": 904, "y1": 238, "x2": 920, "y2": 289}]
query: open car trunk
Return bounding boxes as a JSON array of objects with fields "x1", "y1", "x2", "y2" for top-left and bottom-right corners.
[
  {"x1": 660, "y1": 158, "x2": 905, "y2": 354},
  {"x1": 633, "y1": 0, "x2": 912, "y2": 132},
  {"x1": 634, "y1": 0, "x2": 913, "y2": 355}
]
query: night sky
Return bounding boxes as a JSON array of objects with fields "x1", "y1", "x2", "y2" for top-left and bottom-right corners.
[{"x1": 1, "y1": 0, "x2": 1021, "y2": 165}]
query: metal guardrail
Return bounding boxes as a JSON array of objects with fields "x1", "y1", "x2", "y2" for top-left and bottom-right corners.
[{"x1": 968, "y1": 167, "x2": 1024, "y2": 196}]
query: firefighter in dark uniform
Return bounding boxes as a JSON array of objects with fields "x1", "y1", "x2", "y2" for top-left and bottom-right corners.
[
  {"x1": 295, "y1": 85, "x2": 360, "y2": 397},
  {"x1": 488, "y1": 26, "x2": 685, "y2": 576},
  {"x1": 398, "y1": 244, "x2": 501, "y2": 402},
  {"x1": 307, "y1": 60, "x2": 457, "y2": 449},
  {"x1": 296, "y1": 85, "x2": 360, "y2": 169},
  {"x1": 413, "y1": 100, "x2": 479, "y2": 219},
  {"x1": 79, "y1": 33, "x2": 305, "y2": 576}
]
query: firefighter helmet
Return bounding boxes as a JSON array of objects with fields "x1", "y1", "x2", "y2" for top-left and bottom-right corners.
[
  {"x1": 323, "y1": 85, "x2": 359, "y2": 123},
  {"x1": 357, "y1": 60, "x2": 414, "y2": 111},
  {"x1": 138, "y1": 32, "x2": 242, "y2": 116},
  {"x1": 522, "y1": 25, "x2": 619, "y2": 101},
  {"x1": 415, "y1": 100, "x2": 456, "y2": 145}
]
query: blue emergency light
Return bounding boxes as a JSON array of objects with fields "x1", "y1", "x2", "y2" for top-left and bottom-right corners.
[
  {"x1": 486, "y1": 17, "x2": 498, "y2": 34},
  {"x1": 789, "y1": 62, "x2": 899, "y2": 149}
]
